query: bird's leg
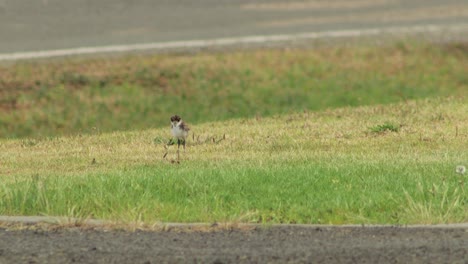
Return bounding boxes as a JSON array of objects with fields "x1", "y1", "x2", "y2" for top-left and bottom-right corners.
[
  {"x1": 183, "y1": 138, "x2": 186, "y2": 151},
  {"x1": 177, "y1": 139, "x2": 180, "y2": 161}
]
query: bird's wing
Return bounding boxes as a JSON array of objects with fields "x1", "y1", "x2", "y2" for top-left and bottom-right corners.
[{"x1": 179, "y1": 122, "x2": 190, "y2": 131}]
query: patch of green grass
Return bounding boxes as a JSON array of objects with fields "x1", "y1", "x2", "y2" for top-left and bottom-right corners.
[
  {"x1": 0, "y1": 41, "x2": 467, "y2": 138},
  {"x1": 0, "y1": 98, "x2": 466, "y2": 224},
  {"x1": 370, "y1": 123, "x2": 400, "y2": 133}
]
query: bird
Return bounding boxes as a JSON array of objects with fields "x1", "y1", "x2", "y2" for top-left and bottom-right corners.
[{"x1": 170, "y1": 114, "x2": 190, "y2": 151}]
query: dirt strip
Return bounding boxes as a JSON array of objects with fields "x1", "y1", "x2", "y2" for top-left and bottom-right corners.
[{"x1": 0, "y1": 216, "x2": 466, "y2": 263}]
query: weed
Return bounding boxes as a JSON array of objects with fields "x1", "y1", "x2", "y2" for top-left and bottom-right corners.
[
  {"x1": 20, "y1": 139, "x2": 38, "y2": 147},
  {"x1": 370, "y1": 123, "x2": 400, "y2": 133},
  {"x1": 402, "y1": 181, "x2": 466, "y2": 224},
  {"x1": 60, "y1": 72, "x2": 91, "y2": 87},
  {"x1": 455, "y1": 165, "x2": 466, "y2": 175}
]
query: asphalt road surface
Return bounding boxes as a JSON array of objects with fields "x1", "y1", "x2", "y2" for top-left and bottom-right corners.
[
  {"x1": 0, "y1": 225, "x2": 467, "y2": 263},
  {"x1": 0, "y1": 0, "x2": 467, "y2": 55}
]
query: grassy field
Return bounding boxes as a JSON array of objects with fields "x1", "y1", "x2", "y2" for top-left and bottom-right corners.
[
  {"x1": 0, "y1": 40, "x2": 466, "y2": 225},
  {"x1": 0, "y1": 41, "x2": 467, "y2": 138},
  {"x1": 0, "y1": 97, "x2": 466, "y2": 225}
]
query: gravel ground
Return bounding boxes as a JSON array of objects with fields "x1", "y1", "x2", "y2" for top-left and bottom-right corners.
[{"x1": 0, "y1": 225, "x2": 466, "y2": 263}]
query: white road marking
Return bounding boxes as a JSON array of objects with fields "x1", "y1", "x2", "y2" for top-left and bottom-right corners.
[{"x1": 1, "y1": 23, "x2": 467, "y2": 61}]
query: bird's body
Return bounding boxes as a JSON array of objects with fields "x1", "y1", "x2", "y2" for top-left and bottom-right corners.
[
  {"x1": 171, "y1": 120, "x2": 189, "y2": 140},
  {"x1": 170, "y1": 115, "x2": 189, "y2": 150}
]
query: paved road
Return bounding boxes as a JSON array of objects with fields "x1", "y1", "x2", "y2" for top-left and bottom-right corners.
[
  {"x1": 0, "y1": 225, "x2": 467, "y2": 263},
  {"x1": 0, "y1": 0, "x2": 467, "y2": 54}
]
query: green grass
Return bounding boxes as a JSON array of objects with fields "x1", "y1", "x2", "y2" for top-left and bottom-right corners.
[
  {"x1": 0, "y1": 98, "x2": 466, "y2": 224},
  {"x1": 0, "y1": 40, "x2": 466, "y2": 225},
  {"x1": 369, "y1": 123, "x2": 400, "y2": 133},
  {"x1": 0, "y1": 41, "x2": 467, "y2": 138}
]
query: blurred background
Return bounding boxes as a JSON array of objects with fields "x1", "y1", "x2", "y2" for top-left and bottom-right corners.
[
  {"x1": 1, "y1": 0, "x2": 467, "y2": 53},
  {"x1": 0, "y1": 0, "x2": 467, "y2": 138}
]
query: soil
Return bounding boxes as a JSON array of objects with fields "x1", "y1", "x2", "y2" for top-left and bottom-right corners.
[{"x1": 0, "y1": 225, "x2": 466, "y2": 263}]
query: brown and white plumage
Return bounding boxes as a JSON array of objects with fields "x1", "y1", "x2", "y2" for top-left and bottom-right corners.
[{"x1": 170, "y1": 115, "x2": 189, "y2": 150}]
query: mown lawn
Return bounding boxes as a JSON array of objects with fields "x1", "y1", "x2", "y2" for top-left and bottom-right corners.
[{"x1": 0, "y1": 98, "x2": 466, "y2": 224}]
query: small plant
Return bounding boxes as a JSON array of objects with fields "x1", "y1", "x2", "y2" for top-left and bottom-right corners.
[
  {"x1": 153, "y1": 136, "x2": 168, "y2": 145},
  {"x1": 402, "y1": 181, "x2": 465, "y2": 224},
  {"x1": 369, "y1": 123, "x2": 400, "y2": 133},
  {"x1": 21, "y1": 139, "x2": 38, "y2": 147},
  {"x1": 60, "y1": 72, "x2": 90, "y2": 86},
  {"x1": 455, "y1": 165, "x2": 466, "y2": 175}
]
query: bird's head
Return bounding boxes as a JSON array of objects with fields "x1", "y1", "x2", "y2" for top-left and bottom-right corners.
[{"x1": 170, "y1": 115, "x2": 182, "y2": 125}]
